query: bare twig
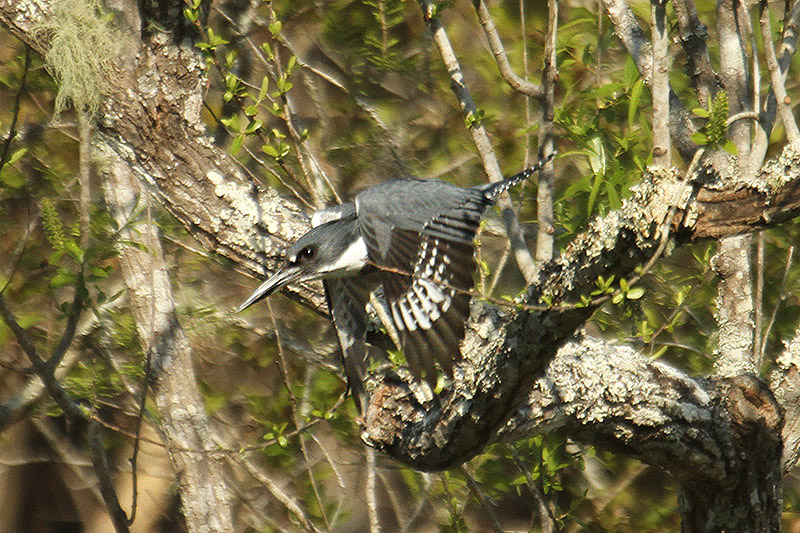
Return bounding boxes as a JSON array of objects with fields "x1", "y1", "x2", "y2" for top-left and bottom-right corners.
[
  {"x1": 0, "y1": 46, "x2": 30, "y2": 172},
  {"x1": 416, "y1": 0, "x2": 538, "y2": 283},
  {"x1": 268, "y1": 300, "x2": 332, "y2": 531},
  {"x1": 751, "y1": 0, "x2": 800, "y2": 166},
  {"x1": 487, "y1": 242, "x2": 510, "y2": 296},
  {"x1": 88, "y1": 422, "x2": 132, "y2": 533},
  {"x1": 650, "y1": 0, "x2": 670, "y2": 166},
  {"x1": 366, "y1": 447, "x2": 381, "y2": 533},
  {"x1": 460, "y1": 464, "x2": 503, "y2": 533},
  {"x1": 233, "y1": 453, "x2": 324, "y2": 533},
  {"x1": 520, "y1": 0, "x2": 533, "y2": 168},
  {"x1": 0, "y1": 293, "x2": 131, "y2": 532},
  {"x1": 126, "y1": 346, "x2": 153, "y2": 526},
  {"x1": 399, "y1": 473, "x2": 433, "y2": 532},
  {"x1": 472, "y1": 0, "x2": 543, "y2": 98},
  {"x1": 759, "y1": 0, "x2": 800, "y2": 142},
  {"x1": 506, "y1": 444, "x2": 558, "y2": 533},
  {"x1": 78, "y1": 111, "x2": 91, "y2": 250},
  {"x1": 759, "y1": 245, "x2": 795, "y2": 365},
  {"x1": 754, "y1": 231, "x2": 765, "y2": 365},
  {"x1": 536, "y1": 0, "x2": 558, "y2": 264}
]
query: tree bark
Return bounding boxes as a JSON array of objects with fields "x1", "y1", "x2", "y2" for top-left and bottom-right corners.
[{"x1": 100, "y1": 146, "x2": 233, "y2": 532}]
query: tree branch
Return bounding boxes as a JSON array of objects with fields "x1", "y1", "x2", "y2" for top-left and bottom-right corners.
[
  {"x1": 362, "y1": 141, "x2": 800, "y2": 470},
  {"x1": 771, "y1": 324, "x2": 800, "y2": 472},
  {"x1": 99, "y1": 147, "x2": 233, "y2": 533},
  {"x1": 601, "y1": 0, "x2": 699, "y2": 161},
  {"x1": 471, "y1": 0, "x2": 543, "y2": 98},
  {"x1": 759, "y1": 0, "x2": 800, "y2": 143},
  {"x1": 650, "y1": 0, "x2": 670, "y2": 166},
  {"x1": 672, "y1": 0, "x2": 718, "y2": 107},
  {"x1": 536, "y1": 0, "x2": 558, "y2": 265}
]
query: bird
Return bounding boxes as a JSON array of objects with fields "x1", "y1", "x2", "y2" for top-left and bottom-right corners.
[{"x1": 238, "y1": 157, "x2": 552, "y2": 412}]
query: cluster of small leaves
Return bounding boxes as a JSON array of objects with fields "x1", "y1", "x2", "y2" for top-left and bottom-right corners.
[
  {"x1": 691, "y1": 91, "x2": 737, "y2": 154},
  {"x1": 581, "y1": 273, "x2": 645, "y2": 309},
  {"x1": 324, "y1": 0, "x2": 415, "y2": 82},
  {"x1": 188, "y1": 2, "x2": 311, "y2": 201},
  {"x1": 592, "y1": 243, "x2": 719, "y2": 372},
  {"x1": 362, "y1": 0, "x2": 408, "y2": 72},
  {"x1": 555, "y1": 47, "x2": 652, "y2": 237}
]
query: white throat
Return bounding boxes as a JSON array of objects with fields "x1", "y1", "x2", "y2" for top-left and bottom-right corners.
[{"x1": 322, "y1": 236, "x2": 368, "y2": 277}]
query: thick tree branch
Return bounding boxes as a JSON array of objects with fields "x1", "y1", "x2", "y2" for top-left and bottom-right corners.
[
  {"x1": 771, "y1": 324, "x2": 800, "y2": 472},
  {"x1": 0, "y1": 0, "x2": 323, "y2": 311},
  {"x1": 362, "y1": 141, "x2": 800, "y2": 470}
]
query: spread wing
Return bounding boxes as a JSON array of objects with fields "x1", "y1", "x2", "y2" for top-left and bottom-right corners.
[
  {"x1": 356, "y1": 179, "x2": 492, "y2": 384},
  {"x1": 324, "y1": 277, "x2": 376, "y2": 413}
]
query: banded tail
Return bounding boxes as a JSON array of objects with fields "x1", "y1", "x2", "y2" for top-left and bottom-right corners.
[{"x1": 481, "y1": 152, "x2": 556, "y2": 199}]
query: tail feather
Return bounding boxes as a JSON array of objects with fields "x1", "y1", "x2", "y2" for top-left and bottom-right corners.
[{"x1": 480, "y1": 152, "x2": 556, "y2": 199}]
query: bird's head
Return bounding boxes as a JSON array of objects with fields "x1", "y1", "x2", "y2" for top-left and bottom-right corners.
[{"x1": 237, "y1": 217, "x2": 365, "y2": 312}]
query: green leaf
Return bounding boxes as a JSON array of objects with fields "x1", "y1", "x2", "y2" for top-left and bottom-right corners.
[
  {"x1": 261, "y1": 144, "x2": 279, "y2": 158},
  {"x1": 260, "y1": 42, "x2": 273, "y2": 60},
  {"x1": 269, "y1": 20, "x2": 282, "y2": 37},
  {"x1": 6, "y1": 147, "x2": 27, "y2": 165},
  {"x1": 231, "y1": 134, "x2": 243, "y2": 156},
  {"x1": 225, "y1": 49, "x2": 238, "y2": 68},
  {"x1": 258, "y1": 77, "x2": 270, "y2": 101},
  {"x1": 690, "y1": 131, "x2": 708, "y2": 145},
  {"x1": 626, "y1": 287, "x2": 645, "y2": 300},
  {"x1": 692, "y1": 107, "x2": 710, "y2": 118},
  {"x1": 0, "y1": 169, "x2": 25, "y2": 188},
  {"x1": 627, "y1": 78, "x2": 643, "y2": 129},
  {"x1": 723, "y1": 139, "x2": 738, "y2": 155},
  {"x1": 587, "y1": 169, "x2": 603, "y2": 218},
  {"x1": 50, "y1": 269, "x2": 77, "y2": 289},
  {"x1": 220, "y1": 113, "x2": 240, "y2": 132},
  {"x1": 245, "y1": 119, "x2": 262, "y2": 134},
  {"x1": 89, "y1": 265, "x2": 112, "y2": 280},
  {"x1": 64, "y1": 240, "x2": 83, "y2": 263},
  {"x1": 651, "y1": 345, "x2": 669, "y2": 360}
]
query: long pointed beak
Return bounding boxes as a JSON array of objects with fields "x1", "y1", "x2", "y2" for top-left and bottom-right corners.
[{"x1": 236, "y1": 266, "x2": 301, "y2": 312}]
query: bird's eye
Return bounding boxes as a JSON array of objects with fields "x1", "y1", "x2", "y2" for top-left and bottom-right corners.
[{"x1": 292, "y1": 246, "x2": 316, "y2": 265}]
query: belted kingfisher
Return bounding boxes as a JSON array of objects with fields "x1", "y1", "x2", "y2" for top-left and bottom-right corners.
[{"x1": 238, "y1": 158, "x2": 551, "y2": 411}]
